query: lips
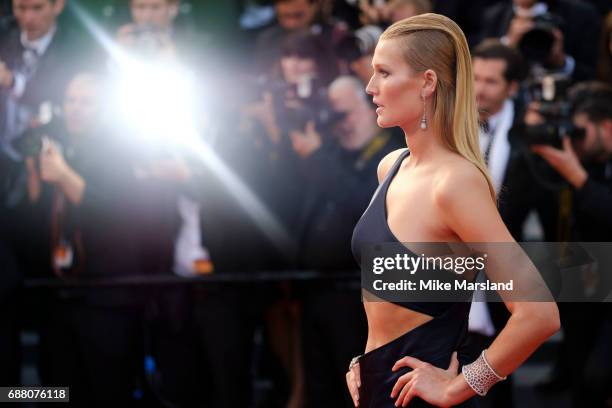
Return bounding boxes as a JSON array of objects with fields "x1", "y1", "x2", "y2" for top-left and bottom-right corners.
[{"x1": 373, "y1": 100, "x2": 384, "y2": 114}]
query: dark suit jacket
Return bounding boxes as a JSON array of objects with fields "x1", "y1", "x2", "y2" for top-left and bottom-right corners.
[
  {"x1": 480, "y1": 0, "x2": 601, "y2": 81},
  {"x1": 495, "y1": 100, "x2": 561, "y2": 241},
  {"x1": 294, "y1": 129, "x2": 404, "y2": 272},
  {"x1": 573, "y1": 159, "x2": 612, "y2": 241},
  {"x1": 0, "y1": 23, "x2": 86, "y2": 119}
]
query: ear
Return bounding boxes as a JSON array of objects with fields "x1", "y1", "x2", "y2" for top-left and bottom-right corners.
[{"x1": 421, "y1": 69, "x2": 437, "y2": 99}]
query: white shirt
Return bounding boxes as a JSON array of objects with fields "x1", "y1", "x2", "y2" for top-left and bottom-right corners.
[
  {"x1": 469, "y1": 99, "x2": 515, "y2": 337},
  {"x1": 479, "y1": 99, "x2": 515, "y2": 194}
]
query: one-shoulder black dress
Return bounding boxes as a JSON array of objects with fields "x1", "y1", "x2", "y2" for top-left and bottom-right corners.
[{"x1": 351, "y1": 149, "x2": 478, "y2": 407}]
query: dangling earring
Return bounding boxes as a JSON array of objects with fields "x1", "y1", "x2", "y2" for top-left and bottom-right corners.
[{"x1": 420, "y1": 95, "x2": 428, "y2": 130}]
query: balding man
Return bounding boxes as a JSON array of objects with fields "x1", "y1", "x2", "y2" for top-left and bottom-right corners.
[{"x1": 292, "y1": 76, "x2": 403, "y2": 407}]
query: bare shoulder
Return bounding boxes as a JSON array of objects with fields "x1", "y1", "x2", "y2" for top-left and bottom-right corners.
[
  {"x1": 433, "y1": 155, "x2": 491, "y2": 208},
  {"x1": 377, "y1": 148, "x2": 408, "y2": 183}
]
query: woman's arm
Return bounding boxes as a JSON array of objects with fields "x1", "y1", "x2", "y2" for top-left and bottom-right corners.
[
  {"x1": 390, "y1": 162, "x2": 560, "y2": 407},
  {"x1": 436, "y1": 163, "x2": 560, "y2": 404}
]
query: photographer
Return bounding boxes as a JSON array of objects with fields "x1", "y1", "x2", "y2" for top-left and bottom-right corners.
[
  {"x1": 295, "y1": 76, "x2": 402, "y2": 408},
  {"x1": 481, "y1": 0, "x2": 602, "y2": 81},
  {"x1": 529, "y1": 86, "x2": 612, "y2": 407},
  {"x1": 530, "y1": 86, "x2": 612, "y2": 239},
  {"x1": 336, "y1": 24, "x2": 382, "y2": 86},
  {"x1": 238, "y1": 31, "x2": 338, "y2": 230},
  {"x1": 0, "y1": 0, "x2": 86, "y2": 161},
  {"x1": 24, "y1": 73, "x2": 147, "y2": 407},
  {"x1": 116, "y1": 0, "x2": 178, "y2": 57},
  {"x1": 253, "y1": 0, "x2": 348, "y2": 75},
  {"x1": 472, "y1": 40, "x2": 562, "y2": 242}
]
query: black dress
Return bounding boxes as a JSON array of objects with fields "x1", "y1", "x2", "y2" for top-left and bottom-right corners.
[{"x1": 351, "y1": 149, "x2": 478, "y2": 407}]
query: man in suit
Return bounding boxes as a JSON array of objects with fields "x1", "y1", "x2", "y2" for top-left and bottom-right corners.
[
  {"x1": 0, "y1": 0, "x2": 85, "y2": 160},
  {"x1": 0, "y1": 0, "x2": 84, "y2": 389},
  {"x1": 473, "y1": 40, "x2": 559, "y2": 241},
  {"x1": 0, "y1": 0, "x2": 91, "y2": 284},
  {"x1": 479, "y1": 0, "x2": 601, "y2": 81},
  {"x1": 467, "y1": 40, "x2": 561, "y2": 408}
]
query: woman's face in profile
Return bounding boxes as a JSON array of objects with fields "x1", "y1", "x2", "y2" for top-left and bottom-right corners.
[{"x1": 366, "y1": 39, "x2": 423, "y2": 132}]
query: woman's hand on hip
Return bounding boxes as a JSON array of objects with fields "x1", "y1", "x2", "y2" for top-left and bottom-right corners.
[
  {"x1": 390, "y1": 351, "x2": 460, "y2": 407},
  {"x1": 346, "y1": 361, "x2": 361, "y2": 407}
]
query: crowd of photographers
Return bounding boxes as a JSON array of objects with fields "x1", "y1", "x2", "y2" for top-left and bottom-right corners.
[{"x1": 1, "y1": 0, "x2": 612, "y2": 407}]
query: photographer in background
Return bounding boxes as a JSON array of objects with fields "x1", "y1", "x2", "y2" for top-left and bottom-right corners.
[
  {"x1": 473, "y1": 40, "x2": 560, "y2": 241},
  {"x1": 253, "y1": 0, "x2": 348, "y2": 75},
  {"x1": 335, "y1": 24, "x2": 382, "y2": 86},
  {"x1": 480, "y1": 0, "x2": 601, "y2": 81},
  {"x1": 0, "y1": 0, "x2": 85, "y2": 160},
  {"x1": 530, "y1": 85, "x2": 612, "y2": 407},
  {"x1": 26, "y1": 73, "x2": 146, "y2": 407},
  {"x1": 227, "y1": 30, "x2": 341, "y2": 408},
  {"x1": 531, "y1": 86, "x2": 612, "y2": 239},
  {"x1": 116, "y1": 0, "x2": 178, "y2": 56},
  {"x1": 238, "y1": 30, "x2": 338, "y2": 231},
  {"x1": 294, "y1": 76, "x2": 402, "y2": 408}
]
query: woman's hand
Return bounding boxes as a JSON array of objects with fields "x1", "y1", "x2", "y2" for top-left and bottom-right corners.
[
  {"x1": 346, "y1": 361, "x2": 361, "y2": 407},
  {"x1": 390, "y1": 351, "x2": 460, "y2": 407}
]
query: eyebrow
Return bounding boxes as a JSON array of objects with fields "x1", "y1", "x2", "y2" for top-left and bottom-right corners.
[{"x1": 372, "y1": 63, "x2": 391, "y2": 70}]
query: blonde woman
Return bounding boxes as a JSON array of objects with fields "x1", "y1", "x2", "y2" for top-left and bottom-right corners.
[{"x1": 347, "y1": 14, "x2": 560, "y2": 407}]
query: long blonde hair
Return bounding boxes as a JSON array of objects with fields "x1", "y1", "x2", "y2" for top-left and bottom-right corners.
[{"x1": 380, "y1": 13, "x2": 496, "y2": 202}]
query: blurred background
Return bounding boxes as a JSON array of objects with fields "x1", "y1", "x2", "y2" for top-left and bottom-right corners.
[{"x1": 1, "y1": 0, "x2": 612, "y2": 407}]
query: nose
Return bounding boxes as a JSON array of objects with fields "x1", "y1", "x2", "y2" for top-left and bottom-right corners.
[
  {"x1": 365, "y1": 76, "x2": 377, "y2": 96},
  {"x1": 23, "y1": 10, "x2": 36, "y2": 27}
]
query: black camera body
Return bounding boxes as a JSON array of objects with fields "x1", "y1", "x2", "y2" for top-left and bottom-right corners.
[
  {"x1": 518, "y1": 12, "x2": 565, "y2": 66},
  {"x1": 13, "y1": 126, "x2": 46, "y2": 158},
  {"x1": 523, "y1": 74, "x2": 584, "y2": 148},
  {"x1": 255, "y1": 75, "x2": 342, "y2": 135}
]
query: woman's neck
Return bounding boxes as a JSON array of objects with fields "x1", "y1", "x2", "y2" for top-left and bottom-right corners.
[{"x1": 401, "y1": 125, "x2": 446, "y2": 167}]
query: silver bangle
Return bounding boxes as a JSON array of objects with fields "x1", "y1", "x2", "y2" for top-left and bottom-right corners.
[
  {"x1": 462, "y1": 349, "x2": 506, "y2": 396},
  {"x1": 349, "y1": 355, "x2": 362, "y2": 371}
]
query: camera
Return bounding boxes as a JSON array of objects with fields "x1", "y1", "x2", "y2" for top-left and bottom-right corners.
[
  {"x1": 248, "y1": 74, "x2": 343, "y2": 135},
  {"x1": 12, "y1": 127, "x2": 46, "y2": 158},
  {"x1": 518, "y1": 13, "x2": 565, "y2": 67},
  {"x1": 274, "y1": 78, "x2": 339, "y2": 134},
  {"x1": 127, "y1": 25, "x2": 171, "y2": 58},
  {"x1": 523, "y1": 74, "x2": 585, "y2": 148}
]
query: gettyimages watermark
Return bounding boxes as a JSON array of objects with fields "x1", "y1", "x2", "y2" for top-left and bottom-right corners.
[{"x1": 360, "y1": 242, "x2": 612, "y2": 303}]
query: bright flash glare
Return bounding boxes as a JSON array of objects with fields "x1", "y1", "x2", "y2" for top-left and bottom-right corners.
[
  {"x1": 69, "y1": 0, "x2": 297, "y2": 258},
  {"x1": 115, "y1": 60, "x2": 198, "y2": 147}
]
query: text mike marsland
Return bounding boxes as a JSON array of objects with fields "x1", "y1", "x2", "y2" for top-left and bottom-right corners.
[{"x1": 372, "y1": 279, "x2": 514, "y2": 292}]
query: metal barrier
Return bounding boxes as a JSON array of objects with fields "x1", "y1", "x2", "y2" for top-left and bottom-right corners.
[{"x1": 23, "y1": 270, "x2": 361, "y2": 290}]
